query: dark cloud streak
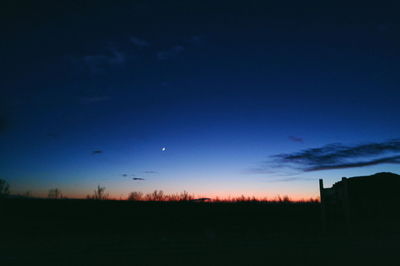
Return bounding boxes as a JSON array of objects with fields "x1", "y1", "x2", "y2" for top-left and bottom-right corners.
[
  {"x1": 272, "y1": 139, "x2": 400, "y2": 171},
  {"x1": 305, "y1": 155, "x2": 400, "y2": 171},
  {"x1": 143, "y1": 170, "x2": 158, "y2": 174},
  {"x1": 289, "y1": 136, "x2": 303, "y2": 143}
]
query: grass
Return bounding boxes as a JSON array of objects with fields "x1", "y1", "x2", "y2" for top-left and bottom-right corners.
[{"x1": 1, "y1": 198, "x2": 399, "y2": 266}]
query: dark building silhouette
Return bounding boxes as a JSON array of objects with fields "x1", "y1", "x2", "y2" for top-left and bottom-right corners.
[{"x1": 319, "y1": 172, "x2": 400, "y2": 234}]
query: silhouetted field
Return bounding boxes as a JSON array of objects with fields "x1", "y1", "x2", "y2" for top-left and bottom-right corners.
[{"x1": 1, "y1": 199, "x2": 399, "y2": 266}]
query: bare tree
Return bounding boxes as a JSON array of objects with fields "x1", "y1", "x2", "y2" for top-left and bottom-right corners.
[
  {"x1": 0, "y1": 179, "x2": 10, "y2": 198},
  {"x1": 88, "y1": 185, "x2": 108, "y2": 200},
  {"x1": 152, "y1": 190, "x2": 164, "y2": 201},
  {"x1": 145, "y1": 190, "x2": 164, "y2": 201},
  {"x1": 178, "y1": 190, "x2": 193, "y2": 201},
  {"x1": 48, "y1": 188, "x2": 62, "y2": 199},
  {"x1": 127, "y1": 191, "x2": 143, "y2": 201}
]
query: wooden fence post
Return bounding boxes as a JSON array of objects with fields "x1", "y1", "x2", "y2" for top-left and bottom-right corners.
[
  {"x1": 342, "y1": 177, "x2": 351, "y2": 235},
  {"x1": 319, "y1": 179, "x2": 327, "y2": 233}
]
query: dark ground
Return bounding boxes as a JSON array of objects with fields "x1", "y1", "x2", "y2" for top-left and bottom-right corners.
[{"x1": 1, "y1": 199, "x2": 399, "y2": 266}]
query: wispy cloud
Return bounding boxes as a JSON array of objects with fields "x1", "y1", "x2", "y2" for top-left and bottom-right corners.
[
  {"x1": 143, "y1": 170, "x2": 158, "y2": 174},
  {"x1": 301, "y1": 155, "x2": 400, "y2": 171},
  {"x1": 185, "y1": 35, "x2": 202, "y2": 44},
  {"x1": 266, "y1": 177, "x2": 314, "y2": 183},
  {"x1": 156, "y1": 35, "x2": 204, "y2": 60},
  {"x1": 74, "y1": 35, "x2": 201, "y2": 71},
  {"x1": 129, "y1": 37, "x2": 150, "y2": 47},
  {"x1": 244, "y1": 165, "x2": 299, "y2": 177},
  {"x1": 270, "y1": 139, "x2": 400, "y2": 172},
  {"x1": 289, "y1": 136, "x2": 304, "y2": 143},
  {"x1": 82, "y1": 48, "x2": 125, "y2": 73},
  {"x1": 157, "y1": 45, "x2": 185, "y2": 60}
]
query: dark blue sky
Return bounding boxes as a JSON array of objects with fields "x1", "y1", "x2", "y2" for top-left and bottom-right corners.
[{"x1": 1, "y1": 1, "x2": 400, "y2": 198}]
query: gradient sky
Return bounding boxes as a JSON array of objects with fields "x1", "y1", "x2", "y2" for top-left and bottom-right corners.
[{"x1": 1, "y1": 1, "x2": 400, "y2": 199}]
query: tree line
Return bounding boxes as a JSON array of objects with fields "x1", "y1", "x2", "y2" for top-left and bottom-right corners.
[{"x1": 0, "y1": 178, "x2": 318, "y2": 202}]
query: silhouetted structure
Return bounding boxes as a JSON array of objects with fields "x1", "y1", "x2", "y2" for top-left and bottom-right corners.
[
  {"x1": 319, "y1": 172, "x2": 400, "y2": 234},
  {"x1": 190, "y1": 198, "x2": 211, "y2": 202}
]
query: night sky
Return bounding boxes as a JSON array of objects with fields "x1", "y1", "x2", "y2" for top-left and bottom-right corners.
[{"x1": 1, "y1": 1, "x2": 400, "y2": 199}]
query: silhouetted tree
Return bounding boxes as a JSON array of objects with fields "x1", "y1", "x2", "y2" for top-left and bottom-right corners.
[
  {"x1": 145, "y1": 190, "x2": 164, "y2": 201},
  {"x1": 276, "y1": 195, "x2": 291, "y2": 203},
  {"x1": 0, "y1": 179, "x2": 10, "y2": 198},
  {"x1": 48, "y1": 188, "x2": 62, "y2": 199},
  {"x1": 87, "y1": 185, "x2": 108, "y2": 200},
  {"x1": 178, "y1": 190, "x2": 193, "y2": 201},
  {"x1": 127, "y1": 191, "x2": 143, "y2": 201}
]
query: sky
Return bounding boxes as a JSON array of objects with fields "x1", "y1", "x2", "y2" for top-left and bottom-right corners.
[{"x1": 1, "y1": 1, "x2": 400, "y2": 199}]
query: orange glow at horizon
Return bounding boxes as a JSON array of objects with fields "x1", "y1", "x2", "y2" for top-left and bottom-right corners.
[{"x1": 32, "y1": 189, "x2": 319, "y2": 202}]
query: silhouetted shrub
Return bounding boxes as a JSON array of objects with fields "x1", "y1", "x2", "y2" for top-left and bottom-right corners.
[
  {"x1": 0, "y1": 179, "x2": 10, "y2": 198},
  {"x1": 163, "y1": 191, "x2": 194, "y2": 201},
  {"x1": 127, "y1": 191, "x2": 143, "y2": 201},
  {"x1": 144, "y1": 190, "x2": 164, "y2": 201},
  {"x1": 177, "y1": 190, "x2": 193, "y2": 201},
  {"x1": 275, "y1": 195, "x2": 291, "y2": 203},
  {"x1": 48, "y1": 188, "x2": 62, "y2": 199}
]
